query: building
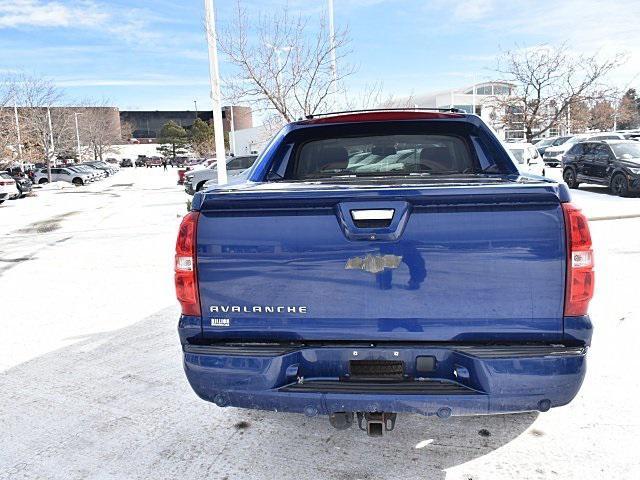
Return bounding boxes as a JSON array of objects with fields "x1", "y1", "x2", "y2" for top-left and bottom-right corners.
[
  {"x1": 390, "y1": 81, "x2": 519, "y2": 139},
  {"x1": 119, "y1": 106, "x2": 252, "y2": 140},
  {"x1": 232, "y1": 125, "x2": 273, "y2": 156}
]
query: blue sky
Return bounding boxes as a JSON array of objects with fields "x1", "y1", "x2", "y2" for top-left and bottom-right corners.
[{"x1": 1, "y1": 0, "x2": 639, "y2": 111}]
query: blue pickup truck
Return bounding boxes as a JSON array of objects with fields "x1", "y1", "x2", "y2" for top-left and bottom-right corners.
[{"x1": 175, "y1": 110, "x2": 594, "y2": 436}]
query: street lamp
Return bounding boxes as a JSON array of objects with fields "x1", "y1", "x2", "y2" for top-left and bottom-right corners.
[
  {"x1": 46, "y1": 107, "x2": 55, "y2": 180},
  {"x1": 74, "y1": 112, "x2": 83, "y2": 162},
  {"x1": 264, "y1": 42, "x2": 293, "y2": 119},
  {"x1": 13, "y1": 100, "x2": 23, "y2": 163},
  {"x1": 204, "y1": 0, "x2": 227, "y2": 185},
  {"x1": 328, "y1": 0, "x2": 337, "y2": 108}
]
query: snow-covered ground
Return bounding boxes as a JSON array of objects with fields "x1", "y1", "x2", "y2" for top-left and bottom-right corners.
[{"x1": 1, "y1": 169, "x2": 639, "y2": 480}]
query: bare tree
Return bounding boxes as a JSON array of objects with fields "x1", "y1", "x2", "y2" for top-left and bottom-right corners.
[
  {"x1": 495, "y1": 44, "x2": 626, "y2": 141},
  {"x1": 76, "y1": 101, "x2": 121, "y2": 161},
  {"x1": 11, "y1": 74, "x2": 68, "y2": 180},
  {"x1": 217, "y1": 1, "x2": 356, "y2": 124}
]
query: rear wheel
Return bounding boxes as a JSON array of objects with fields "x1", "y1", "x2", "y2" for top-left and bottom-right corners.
[
  {"x1": 196, "y1": 181, "x2": 206, "y2": 192},
  {"x1": 38, "y1": 178, "x2": 48, "y2": 184},
  {"x1": 72, "y1": 177, "x2": 83, "y2": 186},
  {"x1": 611, "y1": 173, "x2": 629, "y2": 197},
  {"x1": 563, "y1": 168, "x2": 579, "y2": 189}
]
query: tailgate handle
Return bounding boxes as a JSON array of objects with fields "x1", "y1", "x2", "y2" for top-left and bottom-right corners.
[
  {"x1": 350, "y1": 209, "x2": 395, "y2": 228},
  {"x1": 351, "y1": 209, "x2": 395, "y2": 221},
  {"x1": 337, "y1": 201, "x2": 410, "y2": 241}
]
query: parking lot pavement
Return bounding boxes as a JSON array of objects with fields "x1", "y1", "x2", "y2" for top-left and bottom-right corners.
[{"x1": 1, "y1": 169, "x2": 640, "y2": 480}]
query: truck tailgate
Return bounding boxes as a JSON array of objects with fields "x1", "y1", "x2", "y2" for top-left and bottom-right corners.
[{"x1": 195, "y1": 183, "x2": 566, "y2": 343}]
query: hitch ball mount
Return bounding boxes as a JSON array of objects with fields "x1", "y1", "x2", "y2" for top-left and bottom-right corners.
[{"x1": 328, "y1": 411, "x2": 398, "y2": 436}]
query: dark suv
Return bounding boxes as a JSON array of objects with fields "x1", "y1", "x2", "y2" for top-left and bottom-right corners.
[{"x1": 563, "y1": 140, "x2": 640, "y2": 196}]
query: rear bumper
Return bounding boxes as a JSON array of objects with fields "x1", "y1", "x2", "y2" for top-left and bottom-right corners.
[{"x1": 181, "y1": 342, "x2": 588, "y2": 417}]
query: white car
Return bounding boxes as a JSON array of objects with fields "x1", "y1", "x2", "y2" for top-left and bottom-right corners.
[
  {"x1": 32, "y1": 167, "x2": 92, "y2": 186},
  {"x1": 544, "y1": 132, "x2": 626, "y2": 167},
  {"x1": 184, "y1": 155, "x2": 258, "y2": 194},
  {"x1": 506, "y1": 142, "x2": 545, "y2": 177},
  {"x1": 0, "y1": 172, "x2": 20, "y2": 204}
]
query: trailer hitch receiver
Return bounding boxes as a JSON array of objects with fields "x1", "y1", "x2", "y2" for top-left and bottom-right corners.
[{"x1": 356, "y1": 412, "x2": 397, "y2": 436}]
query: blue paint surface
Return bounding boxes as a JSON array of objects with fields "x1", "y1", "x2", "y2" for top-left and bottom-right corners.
[{"x1": 180, "y1": 113, "x2": 591, "y2": 416}]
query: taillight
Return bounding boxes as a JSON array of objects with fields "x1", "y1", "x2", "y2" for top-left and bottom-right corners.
[
  {"x1": 175, "y1": 211, "x2": 201, "y2": 316},
  {"x1": 562, "y1": 203, "x2": 594, "y2": 316}
]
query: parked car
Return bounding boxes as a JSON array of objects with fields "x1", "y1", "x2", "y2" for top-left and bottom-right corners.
[
  {"x1": 184, "y1": 155, "x2": 258, "y2": 195},
  {"x1": 76, "y1": 163, "x2": 108, "y2": 180},
  {"x1": 177, "y1": 168, "x2": 188, "y2": 185},
  {"x1": 175, "y1": 109, "x2": 594, "y2": 436},
  {"x1": 544, "y1": 132, "x2": 626, "y2": 167},
  {"x1": 6, "y1": 166, "x2": 33, "y2": 198},
  {"x1": 65, "y1": 166, "x2": 98, "y2": 182},
  {"x1": 4, "y1": 169, "x2": 33, "y2": 198},
  {"x1": 85, "y1": 161, "x2": 116, "y2": 177},
  {"x1": 534, "y1": 136, "x2": 563, "y2": 158},
  {"x1": 120, "y1": 158, "x2": 133, "y2": 167},
  {"x1": 32, "y1": 167, "x2": 92, "y2": 185},
  {"x1": 0, "y1": 172, "x2": 20, "y2": 203},
  {"x1": 135, "y1": 156, "x2": 147, "y2": 167},
  {"x1": 170, "y1": 156, "x2": 191, "y2": 167},
  {"x1": 505, "y1": 142, "x2": 545, "y2": 176},
  {"x1": 76, "y1": 164, "x2": 107, "y2": 179},
  {"x1": 146, "y1": 156, "x2": 163, "y2": 167},
  {"x1": 13, "y1": 174, "x2": 33, "y2": 197},
  {"x1": 563, "y1": 139, "x2": 640, "y2": 196}
]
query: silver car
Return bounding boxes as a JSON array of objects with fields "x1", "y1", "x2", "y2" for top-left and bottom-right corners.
[{"x1": 32, "y1": 167, "x2": 92, "y2": 186}]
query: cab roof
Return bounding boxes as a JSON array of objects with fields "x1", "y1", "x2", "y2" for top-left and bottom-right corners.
[{"x1": 297, "y1": 108, "x2": 467, "y2": 125}]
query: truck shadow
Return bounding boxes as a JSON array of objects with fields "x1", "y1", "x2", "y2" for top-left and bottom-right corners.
[
  {"x1": 219, "y1": 408, "x2": 538, "y2": 479},
  {"x1": 0, "y1": 306, "x2": 538, "y2": 480}
]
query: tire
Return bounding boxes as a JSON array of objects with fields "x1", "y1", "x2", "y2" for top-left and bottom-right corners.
[
  {"x1": 196, "y1": 181, "x2": 206, "y2": 192},
  {"x1": 38, "y1": 178, "x2": 48, "y2": 184},
  {"x1": 72, "y1": 177, "x2": 83, "y2": 186},
  {"x1": 563, "y1": 168, "x2": 580, "y2": 189},
  {"x1": 610, "y1": 173, "x2": 629, "y2": 197},
  {"x1": 0, "y1": 199, "x2": 5, "y2": 205},
  {"x1": 542, "y1": 168, "x2": 546, "y2": 177}
]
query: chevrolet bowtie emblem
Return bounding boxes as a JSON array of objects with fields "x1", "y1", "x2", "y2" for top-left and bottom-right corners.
[{"x1": 345, "y1": 254, "x2": 402, "y2": 274}]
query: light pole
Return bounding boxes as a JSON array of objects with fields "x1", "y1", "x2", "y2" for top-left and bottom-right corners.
[
  {"x1": 328, "y1": 0, "x2": 338, "y2": 108},
  {"x1": 13, "y1": 101, "x2": 22, "y2": 162},
  {"x1": 194, "y1": 100, "x2": 198, "y2": 118},
  {"x1": 472, "y1": 75, "x2": 477, "y2": 115},
  {"x1": 74, "y1": 112, "x2": 83, "y2": 162},
  {"x1": 229, "y1": 105, "x2": 236, "y2": 156},
  {"x1": 46, "y1": 107, "x2": 55, "y2": 181},
  {"x1": 204, "y1": 0, "x2": 227, "y2": 185}
]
